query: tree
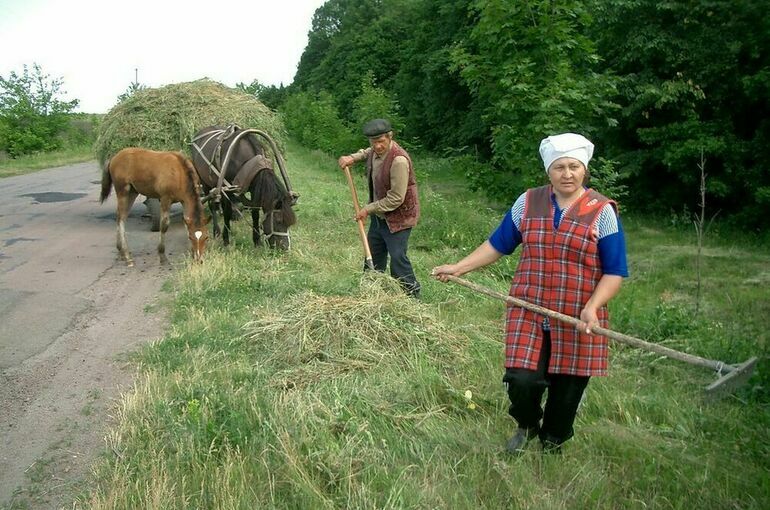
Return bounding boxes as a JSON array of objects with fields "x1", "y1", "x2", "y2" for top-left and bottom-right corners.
[
  {"x1": 351, "y1": 71, "x2": 404, "y2": 134},
  {"x1": 0, "y1": 63, "x2": 79, "y2": 157},
  {"x1": 451, "y1": 0, "x2": 619, "y2": 201},
  {"x1": 117, "y1": 75, "x2": 147, "y2": 104},
  {"x1": 591, "y1": 0, "x2": 770, "y2": 229},
  {"x1": 235, "y1": 80, "x2": 290, "y2": 110}
]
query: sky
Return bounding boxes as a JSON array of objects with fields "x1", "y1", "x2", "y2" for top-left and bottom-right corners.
[{"x1": 0, "y1": 0, "x2": 327, "y2": 113}]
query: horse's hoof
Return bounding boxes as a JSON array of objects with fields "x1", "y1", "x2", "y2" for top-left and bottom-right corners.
[{"x1": 127, "y1": 260, "x2": 134, "y2": 268}]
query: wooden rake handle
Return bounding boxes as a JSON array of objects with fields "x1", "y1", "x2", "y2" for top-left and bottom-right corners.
[
  {"x1": 343, "y1": 166, "x2": 374, "y2": 270},
  {"x1": 442, "y1": 274, "x2": 747, "y2": 374}
]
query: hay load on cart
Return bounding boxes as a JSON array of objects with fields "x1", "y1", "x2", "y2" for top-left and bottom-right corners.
[{"x1": 94, "y1": 79, "x2": 288, "y2": 231}]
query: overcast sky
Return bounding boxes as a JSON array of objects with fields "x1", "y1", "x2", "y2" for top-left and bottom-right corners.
[{"x1": 0, "y1": 0, "x2": 327, "y2": 113}]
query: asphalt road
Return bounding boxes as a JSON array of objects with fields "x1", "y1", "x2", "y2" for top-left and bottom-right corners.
[{"x1": 0, "y1": 161, "x2": 187, "y2": 508}]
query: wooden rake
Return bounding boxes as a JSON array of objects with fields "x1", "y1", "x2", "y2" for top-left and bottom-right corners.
[
  {"x1": 443, "y1": 275, "x2": 757, "y2": 398},
  {"x1": 343, "y1": 166, "x2": 374, "y2": 270}
]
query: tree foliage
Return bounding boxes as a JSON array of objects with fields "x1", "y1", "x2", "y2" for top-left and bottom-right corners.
[
  {"x1": 280, "y1": 91, "x2": 357, "y2": 154},
  {"x1": 274, "y1": 0, "x2": 769, "y2": 227},
  {"x1": 235, "y1": 79, "x2": 290, "y2": 111},
  {"x1": 0, "y1": 63, "x2": 79, "y2": 157},
  {"x1": 590, "y1": 0, "x2": 770, "y2": 228},
  {"x1": 450, "y1": 0, "x2": 618, "y2": 199}
]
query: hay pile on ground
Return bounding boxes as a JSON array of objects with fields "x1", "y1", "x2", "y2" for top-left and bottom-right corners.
[
  {"x1": 94, "y1": 79, "x2": 286, "y2": 166},
  {"x1": 243, "y1": 276, "x2": 471, "y2": 388}
]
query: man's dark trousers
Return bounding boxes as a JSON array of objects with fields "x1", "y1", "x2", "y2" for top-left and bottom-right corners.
[{"x1": 365, "y1": 215, "x2": 420, "y2": 297}]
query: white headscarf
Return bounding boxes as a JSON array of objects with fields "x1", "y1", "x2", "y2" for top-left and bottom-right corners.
[{"x1": 539, "y1": 133, "x2": 594, "y2": 173}]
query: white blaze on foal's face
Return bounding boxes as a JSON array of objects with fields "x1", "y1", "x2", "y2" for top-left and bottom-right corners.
[{"x1": 190, "y1": 229, "x2": 207, "y2": 263}]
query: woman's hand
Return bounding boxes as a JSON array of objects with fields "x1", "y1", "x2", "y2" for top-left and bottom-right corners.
[
  {"x1": 578, "y1": 306, "x2": 599, "y2": 335},
  {"x1": 431, "y1": 264, "x2": 463, "y2": 282},
  {"x1": 578, "y1": 275, "x2": 623, "y2": 334},
  {"x1": 431, "y1": 241, "x2": 503, "y2": 283}
]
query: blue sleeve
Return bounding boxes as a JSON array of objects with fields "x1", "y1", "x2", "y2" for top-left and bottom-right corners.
[
  {"x1": 489, "y1": 208, "x2": 522, "y2": 255},
  {"x1": 598, "y1": 216, "x2": 629, "y2": 276}
]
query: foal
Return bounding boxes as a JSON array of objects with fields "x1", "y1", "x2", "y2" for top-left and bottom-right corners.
[{"x1": 100, "y1": 148, "x2": 209, "y2": 266}]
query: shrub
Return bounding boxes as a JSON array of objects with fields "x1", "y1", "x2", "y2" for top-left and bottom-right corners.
[{"x1": 280, "y1": 91, "x2": 358, "y2": 155}]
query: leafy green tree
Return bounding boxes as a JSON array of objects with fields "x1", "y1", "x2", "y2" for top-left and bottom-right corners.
[
  {"x1": 392, "y1": 0, "x2": 481, "y2": 151},
  {"x1": 236, "y1": 79, "x2": 290, "y2": 110},
  {"x1": 451, "y1": 0, "x2": 618, "y2": 201},
  {"x1": 0, "y1": 63, "x2": 79, "y2": 157},
  {"x1": 280, "y1": 90, "x2": 357, "y2": 154},
  {"x1": 293, "y1": 0, "x2": 412, "y2": 121},
  {"x1": 288, "y1": 0, "x2": 769, "y2": 228},
  {"x1": 591, "y1": 0, "x2": 770, "y2": 229},
  {"x1": 351, "y1": 71, "x2": 404, "y2": 134}
]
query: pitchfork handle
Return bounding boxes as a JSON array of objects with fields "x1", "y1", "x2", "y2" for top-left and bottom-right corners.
[
  {"x1": 443, "y1": 274, "x2": 741, "y2": 374},
  {"x1": 343, "y1": 166, "x2": 374, "y2": 270}
]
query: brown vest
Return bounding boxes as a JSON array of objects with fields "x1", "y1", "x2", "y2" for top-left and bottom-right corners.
[{"x1": 366, "y1": 141, "x2": 420, "y2": 233}]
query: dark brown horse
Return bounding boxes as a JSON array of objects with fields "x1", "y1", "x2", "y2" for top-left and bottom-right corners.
[
  {"x1": 191, "y1": 126, "x2": 297, "y2": 250},
  {"x1": 100, "y1": 148, "x2": 209, "y2": 266}
]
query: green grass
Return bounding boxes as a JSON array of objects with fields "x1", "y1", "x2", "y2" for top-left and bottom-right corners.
[
  {"x1": 76, "y1": 141, "x2": 769, "y2": 509},
  {"x1": 0, "y1": 144, "x2": 95, "y2": 178}
]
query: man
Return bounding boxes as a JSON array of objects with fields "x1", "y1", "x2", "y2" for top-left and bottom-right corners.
[
  {"x1": 432, "y1": 133, "x2": 628, "y2": 454},
  {"x1": 338, "y1": 118, "x2": 421, "y2": 297}
]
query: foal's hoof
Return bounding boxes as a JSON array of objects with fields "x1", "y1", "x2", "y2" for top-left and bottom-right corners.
[{"x1": 126, "y1": 260, "x2": 135, "y2": 268}]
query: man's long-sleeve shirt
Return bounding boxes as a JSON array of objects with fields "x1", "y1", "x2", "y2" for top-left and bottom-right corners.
[{"x1": 349, "y1": 145, "x2": 409, "y2": 216}]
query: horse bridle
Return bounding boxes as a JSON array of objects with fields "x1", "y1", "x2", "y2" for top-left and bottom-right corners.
[{"x1": 260, "y1": 208, "x2": 291, "y2": 249}]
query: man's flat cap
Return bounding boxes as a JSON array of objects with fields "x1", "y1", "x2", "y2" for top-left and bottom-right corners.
[{"x1": 362, "y1": 118, "x2": 392, "y2": 137}]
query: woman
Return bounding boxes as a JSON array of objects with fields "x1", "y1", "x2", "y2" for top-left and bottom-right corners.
[{"x1": 432, "y1": 133, "x2": 628, "y2": 454}]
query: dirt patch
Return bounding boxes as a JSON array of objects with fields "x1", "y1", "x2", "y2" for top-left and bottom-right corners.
[
  {"x1": 0, "y1": 260, "x2": 175, "y2": 509},
  {"x1": 0, "y1": 162, "x2": 189, "y2": 509}
]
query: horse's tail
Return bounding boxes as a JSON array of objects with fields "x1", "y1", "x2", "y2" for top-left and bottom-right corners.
[{"x1": 99, "y1": 157, "x2": 113, "y2": 203}]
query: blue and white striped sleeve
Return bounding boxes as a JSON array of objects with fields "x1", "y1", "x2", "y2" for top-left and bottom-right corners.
[
  {"x1": 596, "y1": 204, "x2": 629, "y2": 277},
  {"x1": 488, "y1": 192, "x2": 526, "y2": 255}
]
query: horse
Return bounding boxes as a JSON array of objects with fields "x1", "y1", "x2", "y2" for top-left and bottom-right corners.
[
  {"x1": 100, "y1": 148, "x2": 210, "y2": 266},
  {"x1": 190, "y1": 125, "x2": 297, "y2": 250}
]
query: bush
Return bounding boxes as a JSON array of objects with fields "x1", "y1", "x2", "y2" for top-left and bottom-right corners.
[
  {"x1": 0, "y1": 63, "x2": 79, "y2": 158},
  {"x1": 280, "y1": 91, "x2": 358, "y2": 155},
  {"x1": 351, "y1": 71, "x2": 405, "y2": 135}
]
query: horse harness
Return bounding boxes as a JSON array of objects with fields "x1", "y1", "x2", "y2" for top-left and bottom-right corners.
[{"x1": 190, "y1": 125, "x2": 296, "y2": 246}]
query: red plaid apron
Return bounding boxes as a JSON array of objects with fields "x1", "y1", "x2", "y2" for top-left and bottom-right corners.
[{"x1": 504, "y1": 185, "x2": 614, "y2": 376}]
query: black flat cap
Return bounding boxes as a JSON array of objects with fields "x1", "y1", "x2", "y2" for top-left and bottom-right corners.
[{"x1": 362, "y1": 118, "x2": 392, "y2": 137}]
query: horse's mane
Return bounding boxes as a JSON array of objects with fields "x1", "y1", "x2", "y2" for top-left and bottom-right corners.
[
  {"x1": 253, "y1": 168, "x2": 297, "y2": 226},
  {"x1": 175, "y1": 152, "x2": 205, "y2": 225}
]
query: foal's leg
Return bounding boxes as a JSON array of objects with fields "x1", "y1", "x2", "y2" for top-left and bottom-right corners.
[
  {"x1": 116, "y1": 190, "x2": 139, "y2": 266},
  {"x1": 158, "y1": 197, "x2": 172, "y2": 264}
]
